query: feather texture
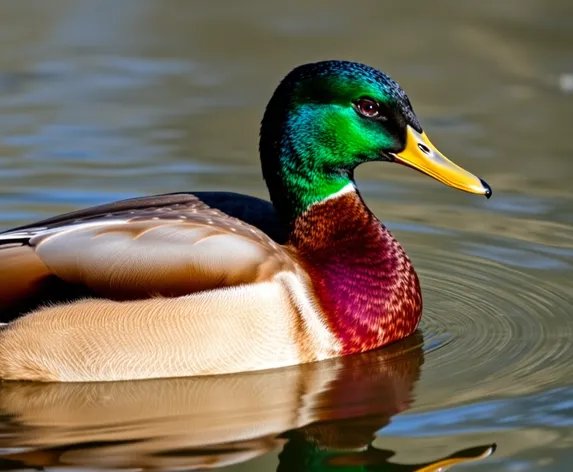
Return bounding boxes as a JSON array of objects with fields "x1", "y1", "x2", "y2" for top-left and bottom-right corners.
[{"x1": 289, "y1": 191, "x2": 422, "y2": 355}]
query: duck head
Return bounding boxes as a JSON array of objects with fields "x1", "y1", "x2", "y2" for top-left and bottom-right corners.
[{"x1": 260, "y1": 60, "x2": 491, "y2": 221}]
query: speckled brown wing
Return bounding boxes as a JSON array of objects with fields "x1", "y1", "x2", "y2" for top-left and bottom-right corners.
[{"x1": 0, "y1": 193, "x2": 292, "y2": 309}]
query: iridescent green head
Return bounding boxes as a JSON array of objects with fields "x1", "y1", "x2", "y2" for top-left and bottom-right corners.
[{"x1": 259, "y1": 60, "x2": 490, "y2": 223}]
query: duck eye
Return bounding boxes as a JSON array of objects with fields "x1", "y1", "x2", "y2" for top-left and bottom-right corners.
[{"x1": 354, "y1": 98, "x2": 382, "y2": 119}]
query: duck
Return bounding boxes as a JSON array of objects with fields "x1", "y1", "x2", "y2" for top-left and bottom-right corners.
[{"x1": 0, "y1": 60, "x2": 491, "y2": 382}]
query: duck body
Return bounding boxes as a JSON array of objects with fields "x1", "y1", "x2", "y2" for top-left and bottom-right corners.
[
  {"x1": 0, "y1": 61, "x2": 489, "y2": 382},
  {"x1": 0, "y1": 187, "x2": 420, "y2": 382}
]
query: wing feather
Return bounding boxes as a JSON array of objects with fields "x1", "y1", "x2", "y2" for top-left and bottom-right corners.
[
  {"x1": 0, "y1": 192, "x2": 291, "y2": 312},
  {"x1": 0, "y1": 246, "x2": 51, "y2": 305},
  {"x1": 34, "y1": 218, "x2": 288, "y2": 299}
]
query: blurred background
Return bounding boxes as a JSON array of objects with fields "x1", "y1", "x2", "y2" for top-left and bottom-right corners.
[{"x1": 0, "y1": 1, "x2": 572, "y2": 471}]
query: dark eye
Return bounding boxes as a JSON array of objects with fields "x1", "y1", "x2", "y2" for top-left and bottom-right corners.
[{"x1": 354, "y1": 98, "x2": 384, "y2": 119}]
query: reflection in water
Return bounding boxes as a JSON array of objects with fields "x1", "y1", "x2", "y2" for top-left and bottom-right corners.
[
  {"x1": 411, "y1": 246, "x2": 573, "y2": 408},
  {"x1": 279, "y1": 438, "x2": 494, "y2": 471},
  {"x1": 0, "y1": 333, "x2": 493, "y2": 470}
]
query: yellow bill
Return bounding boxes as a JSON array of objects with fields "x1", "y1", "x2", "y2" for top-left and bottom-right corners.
[
  {"x1": 391, "y1": 126, "x2": 492, "y2": 198},
  {"x1": 416, "y1": 444, "x2": 496, "y2": 472}
]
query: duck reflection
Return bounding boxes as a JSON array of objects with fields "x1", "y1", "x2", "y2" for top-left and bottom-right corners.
[
  {"x1": 278, "y1": 435, "x2": 495, "y2": 472},
  {"x1": 0, "y1": 332, "x2": 494, "y2": 471}
]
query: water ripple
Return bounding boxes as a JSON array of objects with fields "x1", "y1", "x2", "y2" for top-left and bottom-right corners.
[{"x1": 413, "y1": 247, "x2": 573, "y2": 408}]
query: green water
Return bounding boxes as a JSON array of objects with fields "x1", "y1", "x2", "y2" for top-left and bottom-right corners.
[{"x1": 0, "y1": 1, "x2": 572, "y2": 470}]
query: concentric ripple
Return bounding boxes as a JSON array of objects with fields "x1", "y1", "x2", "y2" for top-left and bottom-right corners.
[{"x1": 408, "y1": 245, "x2": 573, "y2": 410}]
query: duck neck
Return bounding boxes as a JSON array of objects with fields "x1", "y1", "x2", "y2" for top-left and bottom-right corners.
[
  {"x1": 262, "y1": 140, "x2": 353, "y2": 225},
  {"x1": 259, "y1": 99, "x2": 356, "y2": 225},
  {"x1": 287, "y1": 189, "x2": 423, "y2": 354}
]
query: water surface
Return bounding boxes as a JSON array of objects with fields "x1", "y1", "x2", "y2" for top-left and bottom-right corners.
[{"x1": 0, "y1": 1, "x2": 572, "y2": 470}]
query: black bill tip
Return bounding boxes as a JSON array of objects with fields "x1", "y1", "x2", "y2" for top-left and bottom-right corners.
[{"x1": 480, "y1": 179, "x2": 492, "y2": 199}]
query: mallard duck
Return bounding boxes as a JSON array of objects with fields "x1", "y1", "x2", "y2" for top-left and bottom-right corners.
[{"x1": 0, "y1": 60, "x2": 491, "y2": 382}]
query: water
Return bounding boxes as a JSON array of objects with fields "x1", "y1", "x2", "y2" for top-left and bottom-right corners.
[{"x1": 0, "y1": 0, "x2": 572, "y2": 470}]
